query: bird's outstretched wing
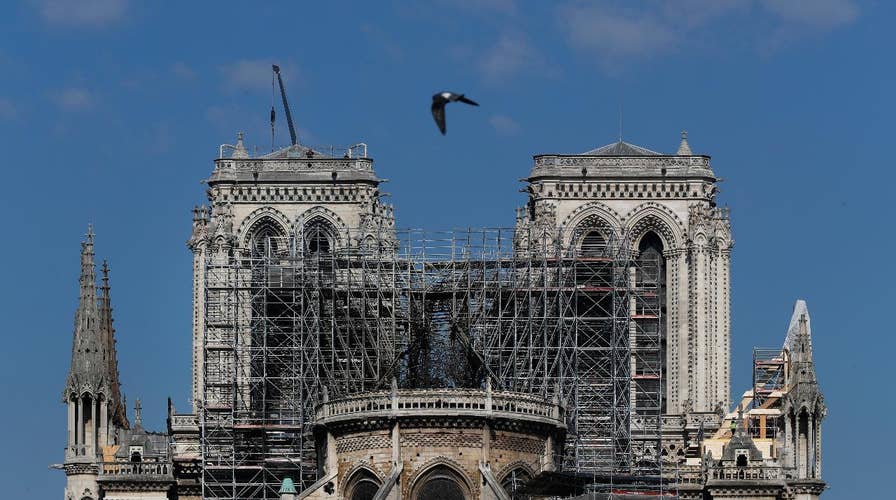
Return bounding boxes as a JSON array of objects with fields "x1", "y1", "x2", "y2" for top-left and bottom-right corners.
[
  {"x1": 431, "y1": 101, "x2": 447, "y2": 135},
  {"x1": 457, "y1": 95, "x2": 479, "y2": 106}
]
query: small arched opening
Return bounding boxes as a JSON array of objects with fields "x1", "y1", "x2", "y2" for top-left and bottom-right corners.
[{"x1": 579, "y1": 230, "x2": 608, "y2": 257}]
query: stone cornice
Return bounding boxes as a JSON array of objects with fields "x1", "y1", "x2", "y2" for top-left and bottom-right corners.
[
  {"x1": 530, "y1": 154, "x2": 714, "y2": 181},
  {"x1": 64, "y1": 462, "x2": 99, "y2": 475},
  {"x1": 210, "y1": 157, "x2": 380, "y2": 186}
]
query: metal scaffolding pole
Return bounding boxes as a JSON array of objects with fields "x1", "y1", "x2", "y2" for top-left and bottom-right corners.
[{"x1": 199, "y1": 227, "x2": 667, "y2": 499}]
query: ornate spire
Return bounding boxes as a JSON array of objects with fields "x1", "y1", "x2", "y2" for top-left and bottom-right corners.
[
  {"x1": 784, "y1": 300, "x2": 824, "y2": 411},
  {"x1": 99, "y1": 260, "x2": 129, "y2": 428},
  {"x1": 676, "y1": 130, "x2": 693, "y2": 155},
  {"x1": 64, "y1": 226, "x2": 107, "y2": 398},
  {"x1": 784, "y1": 300, "x2": 814, "y2": 368}
]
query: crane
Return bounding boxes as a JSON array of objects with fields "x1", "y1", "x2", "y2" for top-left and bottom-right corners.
[{"x1": 272, "y1": 64, "x2": 298, "y2": 146}]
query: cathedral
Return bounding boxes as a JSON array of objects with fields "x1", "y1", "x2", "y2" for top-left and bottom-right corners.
[{"x1": 59, "y1": 129, "x2": 827, "y2": 500}]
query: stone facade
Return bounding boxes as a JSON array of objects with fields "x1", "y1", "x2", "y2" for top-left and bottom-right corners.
[{"x1": 56, "y1": 131, "x2": 827, "y2": 499}]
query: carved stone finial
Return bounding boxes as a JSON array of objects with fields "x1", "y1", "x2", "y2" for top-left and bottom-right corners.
[
  {"x1": 677, "y1": 130, "x2": 693, "y2": 155},
  {"x1": 233, "y1": 132, "x2": 249, "y2": 159},
  {"x1": 134, "y1": 398, "x2": 142, "y2": 427}
]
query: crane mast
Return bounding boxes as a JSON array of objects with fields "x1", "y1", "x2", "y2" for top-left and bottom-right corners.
[{"x1": 272, "y1": 64, "x2": 298, "y2": 146}]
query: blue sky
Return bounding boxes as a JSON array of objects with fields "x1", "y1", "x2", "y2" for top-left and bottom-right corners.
[{"x1": 0, "y1": 1, "x2": 892, "y2": 498}]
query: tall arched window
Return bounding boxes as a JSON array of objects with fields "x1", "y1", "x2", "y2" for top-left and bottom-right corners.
[
  {"x1": 634, "y1": 231, "x2": 667, "y2": 415},
  {"x1": 249, "y1": 220, "x2": 285, "y2": 259}
]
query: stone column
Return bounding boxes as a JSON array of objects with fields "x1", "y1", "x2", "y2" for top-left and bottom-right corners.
[
  {"x1": 672, "y1": 249, "x2": 688, "y2": 414},
  {"x1": 815, "y1": 419, "x2": 823, "y2": 478},
  {"x1": 99, "y1": 398, "x2": 109, "y2": 449},
  {"x1": 689, "y1": 241, "x2": 708, "y2": 411},
  {"x1": 191, "y1": 243, "x2": 207, "y2": 413},
  {"x1": 68, "y1": 399, "x2": 76, "y2": 450},
  {"x1": 89, "y1": 397, "x2": 97, "y2": 457},
  {"x1": 808, "y1": 414, "x2": 816, "y2": 478},
  {"x1": 715, "y1": 247, "x2": 731, "y2": 410},
  {"x1": 666, "y1": 248, "x2": 687, "y2": 414},
  {"x1": 77, "y1": 397, "x2": 84, "y2": 450}
]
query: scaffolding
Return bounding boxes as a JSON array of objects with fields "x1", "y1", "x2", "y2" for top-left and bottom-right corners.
[
  {"x1": 200, "y1": 227, "x2": 666, "y2": 499},
  {"x1": 747, "y1": 347, "x2": 788, "y2": 440}
]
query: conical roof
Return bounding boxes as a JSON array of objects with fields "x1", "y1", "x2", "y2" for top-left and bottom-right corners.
[
  {"x1": 783, "y1": 300, "x2": 824, "y2": 411},
  {"x1": 64, "y1": 227, "x2": 107, "y2": 397}
]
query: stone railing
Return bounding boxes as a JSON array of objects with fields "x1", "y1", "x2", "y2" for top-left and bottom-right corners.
[
  {"x1": 100, "y1": 462, "x2": 173, "y2": 477},
  {"x1": 169, "y1": 413, "x2": 199, "y2": 431},
  {"x1": 673, "y1": 465, "x2": 706, "y2": 485},
  {"x1": 214, "y1": 157, "x2": 374, "y2": 173},
  {"x1": 673, "y1": 464, "x2": 785, "y2": 486},
  {"x1": 708, "y1": 465, "x2": 782, "y2": 481},
  {"x1": 533, "y1": 155, "x2": 711, "y2": 169},
  {"x1": 316, "y1": 388, "x2": 565, "y2": 428}
]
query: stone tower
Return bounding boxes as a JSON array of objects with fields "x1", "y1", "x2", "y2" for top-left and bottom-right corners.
[
  {"x1": 187, "y1": 135, "x2": 394, "y2": 410},
  {"x1": 516, "y1": 133, "x2": 733, "y2": 415},
  {"x1": 62, "y1": 227, "x2": 129, "y2": 500}
]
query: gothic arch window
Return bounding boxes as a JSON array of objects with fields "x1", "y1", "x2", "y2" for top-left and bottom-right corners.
[
  {"x1": 637, "y1": 232, "x2": 665, "y2": 285},
  {"x1": 569, "y1": 213, "x2": 616, "y2": 257},
  {"x1": 248, "y1": 218, "x2": 286, "y2": 259},
  {"x1": 579, "y1": 230, "x2": 608, "y2": 257},
  {"x1": 501, "y1": 467, "x2": 532, "y2": 499},
  {"x1": 634, "y1": 231, "x2": 667, "y2": 415},
  {"x1": 344, "y1": 468, "x2": 381, "y2": 500},
  {"x1": 410, "y1": 465, "x2": 471, "y2": 500},
  {"x1": 303, "y1": 219, "x2": 336, "y2": 256}
]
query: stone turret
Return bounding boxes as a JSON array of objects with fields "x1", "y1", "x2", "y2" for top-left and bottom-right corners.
[
  {"x1": 63, "y1": 227, "x2": 128, "y2": 500},
  {"x1": 782, "y1": 301, "x2": 826, "y2": 497}
]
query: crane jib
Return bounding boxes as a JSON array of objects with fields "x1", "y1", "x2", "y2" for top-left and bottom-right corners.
[{"x1": 272, "y1": 64, "x2": 298, "y2": 146}]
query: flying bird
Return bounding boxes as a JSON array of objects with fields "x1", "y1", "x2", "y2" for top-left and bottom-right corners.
[{"x1": 431, "y1": 92, "x2": 479, "y2": 135}]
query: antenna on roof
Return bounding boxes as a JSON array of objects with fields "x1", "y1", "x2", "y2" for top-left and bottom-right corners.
[{"x1": 618, "y1": 90, "x2": 624, "y2": 142}]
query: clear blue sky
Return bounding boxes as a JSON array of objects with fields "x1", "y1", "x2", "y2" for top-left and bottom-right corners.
[{"x1": 0, "y1": 1, "x2": 891, "y2": 498}]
